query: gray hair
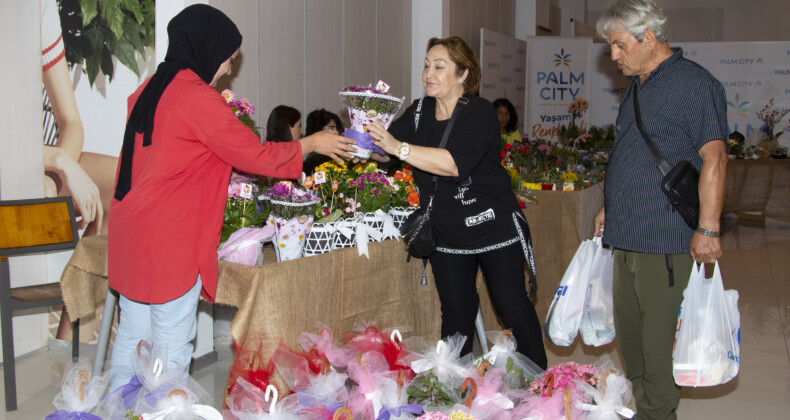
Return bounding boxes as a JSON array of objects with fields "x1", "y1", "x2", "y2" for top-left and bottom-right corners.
[{"x1": 596, "y1": 0, "x2": 668, "y2": 42}]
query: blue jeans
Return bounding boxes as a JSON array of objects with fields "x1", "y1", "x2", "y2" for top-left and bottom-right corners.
[{"x1": 109, "y1": 276, "x2": 202, "y2": 390}]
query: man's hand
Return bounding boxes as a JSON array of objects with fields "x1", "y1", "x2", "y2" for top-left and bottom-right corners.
[
  {"x1": 594, "y1": 205, "x2": 605, "y2": 237},
  {"x1": 690, "y1": 233, "x2": 722, "y2": 263}
]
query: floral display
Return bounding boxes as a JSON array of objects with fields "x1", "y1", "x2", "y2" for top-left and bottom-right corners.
[
  {"x1": 340, "y1": 81, "x2": 405, "y2": 158},
  {"x1": 500, "y1": 127, "x2": 612, "y2": 192},
  {"x1": 391, "y1": 166, "x2": 420, "y2": 208},
  {"x1": 756, "y1": 98, "x2": 789, "y2": 142},
  {"x1": 221, "y1": 170, "x2": 267, "y2": 244},
  {"x1": 260, "y1": 181, "x2": 320, "y2": 220},
  {"x1": 221, "y1": 89, "x2": 260, "y2": 139},
  {"x1": 223, "y1": 324, "x2": 634, "y2": 419},
  {"x1": 347, "y1": 173, "x2": 395, "y2": 213}
]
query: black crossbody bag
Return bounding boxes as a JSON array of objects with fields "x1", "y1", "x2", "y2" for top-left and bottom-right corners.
[
  {"x1": 401, "y1": 96, "x2": 469, "y2": 258},
  {"x1": 632, "y1": 84, "x2": 700, "y2": 229}
]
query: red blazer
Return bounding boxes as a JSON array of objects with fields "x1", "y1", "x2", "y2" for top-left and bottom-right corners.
[{"x1": 108, "y1": 69, "x2": 302, "y2": 303}]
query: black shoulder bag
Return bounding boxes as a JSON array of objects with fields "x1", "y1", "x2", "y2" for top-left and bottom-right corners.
[
  {"x1": 633, "y1": 84, "x2": 700, "y2": 229},
  {"x1": 401, "y1": 96, "x2": 469, "y2": 258}
]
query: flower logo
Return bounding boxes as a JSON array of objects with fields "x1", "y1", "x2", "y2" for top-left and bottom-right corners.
[
  {"x1": 553, "y1": 48, "x2": 572, "y2": 67},
  {"x1": 727, "y1": 93, "x2": 750, "y2": 119}
]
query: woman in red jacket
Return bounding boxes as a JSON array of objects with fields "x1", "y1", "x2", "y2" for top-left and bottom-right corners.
[{"x1": 107, "y1": 5, "x2": 354, "y2": 390}]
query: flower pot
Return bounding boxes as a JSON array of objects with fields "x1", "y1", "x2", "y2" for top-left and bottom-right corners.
[
  {"x1": 388, "y1": 207, "x2": 416, "y2": 232},
  {"x1": 303, "y1": 222, "x2": 335, "y2": 257},
  {"x1": 332, "y1": 219, "x2": 358, "y2": 249},
  {"x1": 271, "y1": 215, "x2": 312, "y2": 262},
  {"x1": 357, "y1": 211, "x2": 385, "y2": 238},
  {"x1": 541, "y1": 183, "x2": 555, "y2": 190}
]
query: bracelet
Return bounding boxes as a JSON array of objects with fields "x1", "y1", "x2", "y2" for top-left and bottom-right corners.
[{"x1": 695, "y1": 227, "x2": 721, "y2": 238}]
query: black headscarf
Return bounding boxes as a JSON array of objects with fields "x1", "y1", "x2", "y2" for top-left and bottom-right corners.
[{"x1": 114, "y1": 4, "x2": 242, "y2": 201}]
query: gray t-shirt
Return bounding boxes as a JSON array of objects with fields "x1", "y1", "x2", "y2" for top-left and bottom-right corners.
[{"x1": 603, "y1": 47, "x2": 728, "y2": 254}]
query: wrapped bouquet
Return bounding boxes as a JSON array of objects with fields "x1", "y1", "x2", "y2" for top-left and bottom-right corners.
[{"x1": 340, "y1": 81, "x2": 404, "y2": 159}]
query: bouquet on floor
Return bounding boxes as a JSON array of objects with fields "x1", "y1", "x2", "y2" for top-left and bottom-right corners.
[
  {"x1": 46, "y1": 360, "x2": 109, "y2": 420},
  {"x1": 340, "y1": 81, "x2": 404, "y2": 159},
  {"x1": 225, "y1": 323, "x2": 636, "y2": 419},
  {"x1": 259, "y1": 181, "x2": 320, "y2": 261}
]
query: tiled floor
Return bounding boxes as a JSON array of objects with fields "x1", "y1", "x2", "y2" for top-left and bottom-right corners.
[{"x1": 1, "y1": 214, "x2": 788, "y2": 418}]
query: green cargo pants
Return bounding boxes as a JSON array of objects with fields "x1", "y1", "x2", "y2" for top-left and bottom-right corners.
[{"x1": 613, "y1": 250, "x2": 693, "y2": 420}]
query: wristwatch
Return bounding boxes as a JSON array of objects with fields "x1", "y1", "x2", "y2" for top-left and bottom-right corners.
[{"x1": 399, "y1": 142, "x2": 410, "y2": 160}]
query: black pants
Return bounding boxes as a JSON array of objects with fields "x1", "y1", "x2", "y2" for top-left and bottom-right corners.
[{"x1": 429, "y1": 242, "x2": 548, "y2": 369}]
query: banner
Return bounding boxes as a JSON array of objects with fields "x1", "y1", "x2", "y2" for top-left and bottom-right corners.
[
  {"x1": 479, "y1": 28, "x2": 527, "y2": 134},
  {"x1": 589, "y1": 41, "x2": 790, "y2": 147},
  {"x1": 526, "y1": 37, "x2": 592, "y2": 143}
]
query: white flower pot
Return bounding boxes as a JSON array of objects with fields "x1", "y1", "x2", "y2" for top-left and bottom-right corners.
[
  {"x1": 358, "y1": 211, "x2": 384, "y2": 238},
  {"x1": 303, "y1": 222, "x2": 335, "y2": 257},
  {"x1": 388, "y1": 207, "x2": 416, "y2": 232}
]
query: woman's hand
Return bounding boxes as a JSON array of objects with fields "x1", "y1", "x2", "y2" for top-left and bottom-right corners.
[
  {"x1": 367, "y1": 122, "x2": 400, "y2": 156},
  {"x1": 51, "y1": 149, "x2": 103, "y2": 233},
  {"x1": 299, "y1": 131, "x2": 356, "y2": 162}
]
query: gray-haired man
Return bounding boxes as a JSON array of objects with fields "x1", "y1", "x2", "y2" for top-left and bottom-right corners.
[{"x1": 593, "y1": 1, "x2": 729, "y2": 419}]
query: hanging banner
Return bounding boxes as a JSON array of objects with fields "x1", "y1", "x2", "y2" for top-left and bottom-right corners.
[
  {"x1": 479, "y1": 28, "x2": 527, "y2": 135},
  {"x1": 589, "y1": 41, "x2": 790, "y2": 147},
  {"x1": 526, "y1": 37, "x2": 592, "y2": 142}
]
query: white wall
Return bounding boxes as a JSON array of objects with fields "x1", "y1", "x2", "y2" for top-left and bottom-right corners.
[
  {"x1": 586, "y1": 0, "x2": 790, "y2": 42},
  {"x1": 0, "y1": 1, "x2": 50, "y2": 362}
]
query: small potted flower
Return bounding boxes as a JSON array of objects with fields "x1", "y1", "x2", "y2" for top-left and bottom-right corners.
[
  {"x1": 388, "y1": 165, "x2": 420, "y2": 232},
  {"x1": 217, "y1": 171, "x2": 270, "y2": 266},
  {"x1": 259, "y1": 181, "x2": 319, "y2": 261}
]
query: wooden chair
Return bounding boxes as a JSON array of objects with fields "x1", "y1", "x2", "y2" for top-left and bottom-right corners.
[{"x1": 0, "y1": 197, "x2": 81, "y2": 411}]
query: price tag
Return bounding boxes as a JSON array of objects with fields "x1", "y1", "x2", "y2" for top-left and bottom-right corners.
[
  {"x1": 314, "y1": 171, "x2": 327, "y2": 184},
  {"x1": 239, "y1": 183, "x2": 253, "y2": 199}
]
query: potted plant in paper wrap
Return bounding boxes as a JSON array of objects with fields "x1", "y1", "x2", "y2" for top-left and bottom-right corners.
[
  {"x1": 217, "y1": 171, "x2": 271, "y2": 266},
  {"x1": 340, "y1": 81, "x2": 404, "y2": 159},
  {"x1": 259, "y1": 181, "x2": 319, "y2": 261}
]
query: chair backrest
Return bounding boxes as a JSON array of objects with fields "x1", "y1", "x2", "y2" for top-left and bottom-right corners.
[{"x1": 0, "y1": 197, "x2": 80, "y2": 256}]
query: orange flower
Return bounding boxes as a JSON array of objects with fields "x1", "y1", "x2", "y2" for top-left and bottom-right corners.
[
  {"x1": 394, "y1": 172, "x2": 404, "y2": 181},
  {"x1": 407, "y1": 191, "x2": 420, "y2": 207},
  {"x1": 405, "y1": 185, "x2": 416, "y2": 193},
  {"x1": 403, "y1": 173, "x2": 414, "y2": 182}
]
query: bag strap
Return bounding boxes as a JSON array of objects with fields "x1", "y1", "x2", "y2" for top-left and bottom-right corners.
[
  {"x1": 414, "y1": 97, "x2": 424, "y2": 132},
  {"x1": 632, "y1": 83, "x2": 673, "y2": 176},
  {"x1": 429, "y1": 95, "x2": 469, "y2": 192}
]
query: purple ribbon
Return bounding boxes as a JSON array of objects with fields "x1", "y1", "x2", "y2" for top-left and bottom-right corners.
[
  {"x1": 296, "y1": 390, "x2": 343, "y2": 411},
  {"x1": 101, "y1": 376, "x2": 143, "y2": 410},
  {"x1": 376, "y1": 404, "x2": 423, "y2": 420},
  {"x1": 45, "y1": 411, "x2": 102, "y2": 420},
  {"x1": 343, "y1": 129, "x2": 385, "y2": 156}
]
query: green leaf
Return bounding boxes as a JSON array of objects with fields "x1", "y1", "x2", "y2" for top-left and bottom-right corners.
[
  {"x1": 85, "y1": 53, "x2": 100, "y2": 86},
  {"x1": 101, "y1": 48, "x2": 114, "y2": 81},
  {"x1": 122, "y1": 20, "x2": 143, "y2": 52},
  {"x1": 80, "y1": 0, "x2": 98, "y2": 27},
  {"x1": 101, "y1": 0, "x2": 125, "y2": 41},
  {"x1": 113, "y1": 38, "x2": 139, "y2": 76},
  {"x1": 121, "y1": 0, "x2": 144, "y2": 23}
]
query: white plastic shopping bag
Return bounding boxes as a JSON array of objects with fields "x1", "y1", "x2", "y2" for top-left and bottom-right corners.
[
  {"x1": 545, "y1": 239, "x2": 597, "y2": 346},
  {"x1": 579, "y1": 237, "x2": 616, "y2": 346},
  {"x1": 673, "y1": 261, "x2": 740, "y2": 386}
]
